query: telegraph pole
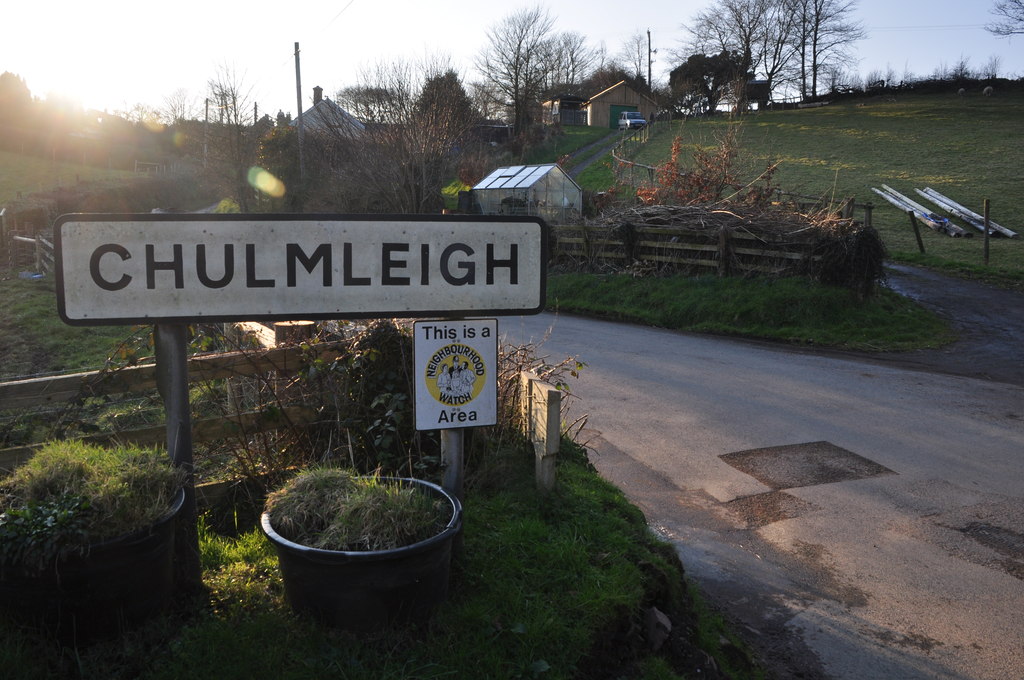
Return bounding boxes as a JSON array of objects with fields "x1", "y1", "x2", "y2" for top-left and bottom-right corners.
[
  {"x1": 203, "y1": 98, "x2": 209, "y2": 168},
  {"x1": 294, "y1": 42, "x2": 305, "y2": 182},
  {"x1": 647, "y1": 29, "x2": 652, "y2": 88}
]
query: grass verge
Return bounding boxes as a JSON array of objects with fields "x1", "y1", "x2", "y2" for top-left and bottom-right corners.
[
  {"x1": 0, "y1": 441, "x2": 763, "y2": 680},
  {"x1": 547, "y1": 274, "x2": 954, "y2": 351}
]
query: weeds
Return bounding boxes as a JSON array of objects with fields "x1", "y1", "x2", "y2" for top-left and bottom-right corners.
[{"x1": 634, "y1": 126, "x2": 778, "y2": 209}]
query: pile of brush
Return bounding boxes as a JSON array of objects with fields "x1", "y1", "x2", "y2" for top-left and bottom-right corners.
[{"x1": 583, "y1": 204, "x2": 888, "y2": 300}]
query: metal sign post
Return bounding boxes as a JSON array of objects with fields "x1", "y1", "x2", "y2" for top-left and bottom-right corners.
[{"x1": 153, "y1": 324, "x2": 202, "y2": 591}]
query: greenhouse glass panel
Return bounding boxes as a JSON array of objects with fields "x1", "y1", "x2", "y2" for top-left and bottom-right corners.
[{"x1": 470, "y1": 164, "x2": 582, "y2": 224}]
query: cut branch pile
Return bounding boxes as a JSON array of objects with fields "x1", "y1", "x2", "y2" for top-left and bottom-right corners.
[{"x1": 552, "y1": 204, "x2": 887, "y2": 299}]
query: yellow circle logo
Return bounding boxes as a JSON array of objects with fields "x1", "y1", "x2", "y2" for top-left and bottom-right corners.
[{"x1": 425, "y1": 343, "x2": 487, "y2": 406}]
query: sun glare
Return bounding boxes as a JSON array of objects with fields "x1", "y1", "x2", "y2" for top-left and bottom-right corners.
[{"x1": 248, "y1": 167, "x2": 286, "y2": 198}]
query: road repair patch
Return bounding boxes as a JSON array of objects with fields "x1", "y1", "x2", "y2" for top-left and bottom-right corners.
[
  {"x1": 725, "y1": 491, "x2": 818, "y2": 528},
  {"x1": 720, "y1": 441, "x2": 896, "y2": 490},
  {"x1": 956, "y1": 522, "x2": 1024, "y2": 580}
]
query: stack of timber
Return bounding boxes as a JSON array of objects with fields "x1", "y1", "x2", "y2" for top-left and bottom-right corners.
[
  {"x1": 871, "y1": 184, "x2": 971, "y2": 238},
  {"x1": 915, "y1": 188, "x2": 1018, "y2": 238}
]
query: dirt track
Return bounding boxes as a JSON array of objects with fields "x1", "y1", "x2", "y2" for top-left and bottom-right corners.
[{"x1": 857, "y1": 264, "x2": 1024, "y2": 387}]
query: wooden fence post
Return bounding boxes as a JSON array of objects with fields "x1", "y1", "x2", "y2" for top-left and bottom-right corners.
[
  {"x1": 273, "y1": 320, "x2": 314, "y2": 346},
  {"x1": 841, "y1": 197, "x2": 855, "y2": 219},
  {"x1": 717, "y1": 226, "x2": 733, "y2": 277},
  {"x1": 907, "y1": 210, "x2": 925, "y2": 254},
  {"x1": 520, "y1": 371, "x2": 561, "y2": 494},
  {"x1": 983, "y1": 199, "x2": 991, "y2": 266}
]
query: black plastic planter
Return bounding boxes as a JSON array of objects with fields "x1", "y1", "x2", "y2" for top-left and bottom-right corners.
[
  {"x1": 261, "y1": 477, "x2": 462, "y2": 632},
  {"x1": 0, "y1": 488, "x2": 184, "y2": 645}
]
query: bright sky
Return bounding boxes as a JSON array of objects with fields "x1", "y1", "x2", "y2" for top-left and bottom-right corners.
[{"x1": 4, "y1": 0, "x2": 1020, "y2": 118}]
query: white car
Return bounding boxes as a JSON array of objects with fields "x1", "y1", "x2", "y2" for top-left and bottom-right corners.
[{"x1": 618, "y1": 111, "x2": 647, "y2": 130}]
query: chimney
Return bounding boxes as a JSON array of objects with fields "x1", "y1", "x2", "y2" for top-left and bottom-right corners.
[{"x1": 313, "y1": 85, "x2": 323, "y2": 104}]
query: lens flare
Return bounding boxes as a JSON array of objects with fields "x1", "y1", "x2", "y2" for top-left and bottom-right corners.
[{"x1": 247, "y1": 167, "x2": 286, "y2": 198}]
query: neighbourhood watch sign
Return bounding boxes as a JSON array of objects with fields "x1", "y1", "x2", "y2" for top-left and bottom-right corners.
[
  {"x1": 54, "y1": 213, "x2": 547, "y2": 325},
  {"x1": 414, "y1": 319, "x2": 497, "y2": 430}
]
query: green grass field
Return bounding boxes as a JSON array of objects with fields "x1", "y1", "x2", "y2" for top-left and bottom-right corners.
[
  {"x1": 0, "y1": 150, "x2": 134, "y2": 205},
  {"x1": 596, "y1": 92, "x2": 1024, "y2": 278}
]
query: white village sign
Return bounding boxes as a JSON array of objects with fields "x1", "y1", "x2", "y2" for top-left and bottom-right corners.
[
  {"x1": 55, "y1": 213, "x2": 547, "y2": 324},
  {"x1": 54, "y1": 212, "x2": 545, "y2": 513}
]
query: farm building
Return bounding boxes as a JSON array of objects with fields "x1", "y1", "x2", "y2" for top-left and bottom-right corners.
[
  {"x1": 541, "y1": 94, "x2": 588, "y2": 126},
  {"x1": 469, "y1": 164, "x2": 582, "y2": 224},
  {"x1": 583, "y1": 80, "x2": 658, "y2": 129}
]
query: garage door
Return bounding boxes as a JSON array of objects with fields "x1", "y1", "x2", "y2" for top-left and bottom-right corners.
[{"x1": 609, "y1": 105, "x2": 638, "y2": 129}]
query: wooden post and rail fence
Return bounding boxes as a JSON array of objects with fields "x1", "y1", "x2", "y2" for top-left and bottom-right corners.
[
  {"x1": 549, "y1": 221, "x2": 826, "y2": 277},
  {"x1": 0, "y1": 339, "x2": 342, "y2": 505},
  {"x1": 10, "y1": 233, "x2": 55, "y2": 275},
  {"x1": 0, "y1": 328, "x2": 566, "y2": 499}
]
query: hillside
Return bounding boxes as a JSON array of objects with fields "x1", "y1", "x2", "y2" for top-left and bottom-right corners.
[
  {"x1": 601, "y1": 92, "x2": 1024, "y2": 278},
  {"x1": 0, "y1": 150, "x2": 136, "y2": 206}
]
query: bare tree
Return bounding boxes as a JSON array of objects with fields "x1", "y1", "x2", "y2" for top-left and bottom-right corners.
[
  {"x1": 115, "y1": 102, "x2": 162, "y2": 126},
  {"x1": 313, "y1": 58, "x2": 480, "y2": 214},
  {"x1": 682, "y1": 0, "x2": 797, "y2": 100},
  {"x1": 791, "y1": 0, "x2": 866, "y2": 98},
  {"x1": 756, "y1": 0, "x2": 800, "y2": 96},
  {"x1": 475, "y1": 5, "x2": 556, "y2": 131},
  {"x1": 687, "y1": 0, "x2": 765, "y2": 77},
  {"x1": 981, "y1": 54, "x2": 1003, "y2": 79},
  {"x1": 162, "y1": 88, "x2": 197, "y2": 124},
  {"x1": 987, "y1": 0, "x2": 1024, "y2": 35},
  {"x1": 467, "y1": 80, "x2": 504, "y2": 121},
  {"x1": 949, "y1": 55, "x2": 974, "y2": 81},
  {"x1": 206, "y1": 66, "x2": 258, "y2": 211},
  {"x1": 617, "y1": 31, "x2": 649, "y2": 84},
  {"x1": 549, "y1": 31, "x2": 600, "y2": 94}
]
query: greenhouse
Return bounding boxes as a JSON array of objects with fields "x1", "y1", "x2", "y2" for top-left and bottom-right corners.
[{"x1": 470, "y1": 164, "x2": 582, "y2": 224}]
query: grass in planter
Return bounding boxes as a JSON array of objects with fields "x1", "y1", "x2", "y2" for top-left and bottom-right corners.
[
  {"x1": 1, "y1": 440, "x2": 744, "y2": 680},
  {"x1": 264, "y1": 467, "x2": 449, "y2": 552},
  {"x1": 0, "y1": 441, "x2": 186, "y2": 570}
]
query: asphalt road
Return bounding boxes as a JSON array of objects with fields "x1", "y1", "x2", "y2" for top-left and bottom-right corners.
[{"x1": 501, "y1": 312, "x2": 1024, "y2": 680}]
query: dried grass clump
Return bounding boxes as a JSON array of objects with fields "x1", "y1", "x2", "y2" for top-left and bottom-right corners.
[
  {"x1": 0, "y1": 441, "x2": 185, "y2": 569},
  {"x1": 265, "y1": 467, "x2": 450, "y2": 552},
  {"x1": 1, "y1": 441, "x2": 184, "y2": 536}
]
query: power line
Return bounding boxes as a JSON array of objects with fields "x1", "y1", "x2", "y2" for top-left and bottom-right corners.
[
  {"x1": 867, "y1": 24, "x2": 987, "y2": 31},
  {"x1": 326, "y1": 0, "x2": 357, "y2": 29}
]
